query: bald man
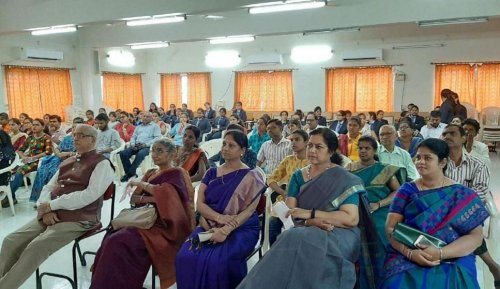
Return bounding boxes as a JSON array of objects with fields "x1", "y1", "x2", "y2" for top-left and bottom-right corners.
[
  {"x1": 0, "y1": 125, "x2": 114, "y2": 288},
  {"x1": 377, "y1": 125, "x2": 419, "y2": 181},
  {"x1": 119, "y1": 111, "x2": 161, "y2": 181}
]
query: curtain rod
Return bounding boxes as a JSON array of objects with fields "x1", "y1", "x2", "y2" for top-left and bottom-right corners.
[
  {"x1": 101, "y1": 71, "x2": 145, "y2": 75},
  {"x1": 2, "y1": 64, "x2": 76, "y2": 70},
  {"x1": 233, "y1": 68, "x2": 297, "y2": 73},
  {"x1": 431, "y1": 61, "x2": 500, "y2": 65},
  {"x1": 322, "y1": 64, "x2": 403, "y2": 69},
  {"x1": 157, "y1": 72, "x2": 212, "y2": 75}
]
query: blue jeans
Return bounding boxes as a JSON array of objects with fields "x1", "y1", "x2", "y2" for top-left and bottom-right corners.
[
  {"x1": 9, "y1": 172, "x2": 24, "y2": 200},
  {"x1": 119, "y1": 146, "x2": 150, "y2": 177}
]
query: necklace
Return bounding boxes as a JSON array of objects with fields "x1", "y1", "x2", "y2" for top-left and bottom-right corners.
[
  {"x1": 419, "y1": 177, "x2": 446, "y2": 190},
  {"x1": 306, "y1": 164, "x2": 333, "y2": 180}
]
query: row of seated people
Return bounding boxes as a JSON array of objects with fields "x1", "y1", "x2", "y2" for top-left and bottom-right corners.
[{"x1": 1, "y1": 114, "x2": 498, "y2": 289}]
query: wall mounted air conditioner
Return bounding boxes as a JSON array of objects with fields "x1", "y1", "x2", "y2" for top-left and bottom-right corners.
[
  {"x1": 247, "y1": 53, "x2": 283, "y2": 65},
  {"x1": 341, "y1": 49, "x2": 383, "y2": 61},
  {"x1": 20, "y1": 47, "x2": 64, "y2": 61}
]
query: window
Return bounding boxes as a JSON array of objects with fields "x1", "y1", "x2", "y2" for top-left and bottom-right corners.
[
  {"x1": 4, "y1": 66, "x2": 73, "y2": 119},
  {"x1": 435, "y1": 63, "x2": 500, "y2": 110},
  {"x1": 102, "y1": 72, "x2": 144, "y2": 112},
  {"x1": 325, "y1": 67, "x2": 393, "y2": 112},
  {"x1": 234, "y1": 70, "x2": 294, "y2": 112},
  {"x1": 160, "y1": 72, "x2": 211, "y2": 110}
]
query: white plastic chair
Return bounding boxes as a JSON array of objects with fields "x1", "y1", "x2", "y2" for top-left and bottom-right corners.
[
  {"x1": 0, "y1": 154, "x2": 21, "y2": 215},
  {"x1": 110, "y1": 139, "x2": 126, "y2": 181},
  {"x1": 201, "y1": 128, "x2": 213, "y2": 143},
  {"x1": 200, "y1": 139, "x2": 223, "y2": 159}
]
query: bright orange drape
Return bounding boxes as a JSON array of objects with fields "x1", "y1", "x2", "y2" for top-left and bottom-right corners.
[
  {"x1": 160, "y1": 74, "x2": 182, "y2": 109},
  {"x1": 187, "y1": 73, "x2": 212, "y2": 110},
  {"x1": 102, "y1": 72, "x2": 144, "y2": 112},
  {"x1": 5, "y1": 66, "x2": 73, "y2": 119},
  {"x1": 475, "y1": 64, "x2": 500, "y2": 110},
  {"x1": 325, "y1": 67, "x2": 393, "y2": 112},
  {"x1": 235, "y1": 71, "x2": 294, "y2": 111},
  {"x1": 434, "y1": 64, "x2": 475, "y2": 107}
]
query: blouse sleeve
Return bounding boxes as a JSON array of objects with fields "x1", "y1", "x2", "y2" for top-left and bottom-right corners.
[
  {"x1": 389, "y1": 182, "x2": 414, "y2": 215},
  {"x1": 286, "y1": 170, "x2": 302, "y2": 198},
  {"x1": 341, "y1": 193, "x2": 359, "y2": 206},
  {"x1": 201, "y1": 167, "x2": 216, "y2": 186}
]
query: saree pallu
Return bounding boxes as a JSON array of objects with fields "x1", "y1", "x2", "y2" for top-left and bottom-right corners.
[
  {"x1": 176, "y1": 168, "x2": 265, "y2": 289},
  {"x1": 30, "y1": 135, "x2": 75, "y2": 202},
  {"x1": 180, "y1": 147, "x2": 208, "y2": 177},
  {"x1": 91, "y1": 168, "x2": 195, "y2": 289},
  {"x1": 237, "y1": 166, "x2": 373, "y2": 289},
  {"x1": 382, "y1": 183, "x2": 489, "y2": 289}
]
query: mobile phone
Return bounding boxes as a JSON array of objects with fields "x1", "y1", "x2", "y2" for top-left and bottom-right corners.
[{"x1": 414, "y1": 235, "x2": 437, "y2": 248}]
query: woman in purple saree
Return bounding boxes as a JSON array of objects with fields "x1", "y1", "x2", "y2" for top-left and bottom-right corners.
[{"x1": 176, "y1": 129, "x2": 266, "y2": 289}]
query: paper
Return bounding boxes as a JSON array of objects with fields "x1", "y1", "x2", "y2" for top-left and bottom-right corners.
[
  {"x1": 119, "y1": 185, "x2": 137, "y2": 203},
  {"x1": 272, "y1": 201, "x2": 295, "y2": 230},
  {"x1": 198, "y1": 231, "x2": 213, "y2": 242}
]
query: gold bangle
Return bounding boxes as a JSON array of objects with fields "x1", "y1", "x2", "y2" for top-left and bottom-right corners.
[{"x1": 439, "y1": 248, "x2": 443, "y2": 260}]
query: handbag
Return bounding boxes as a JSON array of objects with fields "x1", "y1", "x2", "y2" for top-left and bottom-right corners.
[
  {"x1": 392, "y1": 222, "x2": 447, "y2": 249},
  {"x1": 111, "y1": 205, "x2": 158, "y2": 230}
]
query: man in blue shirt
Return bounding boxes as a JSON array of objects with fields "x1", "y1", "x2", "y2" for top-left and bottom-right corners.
[{"x1": 119, "y1": 112, "x2": 161, "y2": 181}]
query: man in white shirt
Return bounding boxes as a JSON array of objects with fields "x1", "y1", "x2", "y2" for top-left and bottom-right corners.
[
  {"x1": 0, "y1": 124, "x2": 114, "y2": 288},
  {"x1": 463, "y1": 118, "x2": 491, "y2": 168},
  {"x1": 95, "y1": 113, "x2": 122, "y2": 159},
  {"x1": 377, "y1": 125, "x2": 419, "y2": 180},
  {"x1": 420, "y1": 110, "x2": 447, "y2": 139},
  {"x1": 257, "y1": 119, "x2": 293, "y2": 174}
]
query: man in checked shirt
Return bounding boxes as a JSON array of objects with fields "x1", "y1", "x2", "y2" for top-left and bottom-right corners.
[{"x1": 442, "y1": 124, "x2": 500, "y2": 289}]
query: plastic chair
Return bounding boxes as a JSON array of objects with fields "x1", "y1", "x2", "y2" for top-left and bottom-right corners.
[
  {"x1": 110, "y1": 139, "x2": 126, "y2": 181},
  {"x1": 200, "y1": 139, "x2": 223, "y2": 159},
  {"x1": 35, "y1": 183, "x2": 116, "y2": 289},
  {"x1": 0, "y1": 154, "x2": 20, "y2": 216}
]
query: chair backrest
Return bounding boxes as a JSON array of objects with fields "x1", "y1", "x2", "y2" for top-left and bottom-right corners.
[
  {"x1": 461, "y1": 102, "x2": 478, "y2": 120},
  {"x1": 254, "y1": 166, "x2": 267, "y2": 183},
  {"x1": 481, "y1": 106, "x2": 500, "y2": 126},
  {"x1": 200, "y1": 138, "x2": 223, "y2": 159},
  {"x1": 103, "y1": 182, "x2": 116, "y2": 220}
]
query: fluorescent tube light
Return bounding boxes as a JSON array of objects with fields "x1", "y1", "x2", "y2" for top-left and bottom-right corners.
[
  {"x1": 418, "y1": 17, "x2": 488, "y2": 27},
  {"x1": 209, "y1": 35, "x2": 255, "y2": 44},
  {"x1": 392, "y1": 44, "x2": 444, "y2": 50},
  {"x1": 130, "y1": 42, "x2": 169, "y2": 49},
  {"x1": 303, "y1": 26, "x2": 360, "y2": 35},
  {"x1": 30, "y1": 25, "x2": 77, "y2": 36},
  {"x1": 249, "y1": 1, "x2": 326, "y2": 14},
  {"x1": 126, "y1": 15, "x2": 186, "y2": 26}
]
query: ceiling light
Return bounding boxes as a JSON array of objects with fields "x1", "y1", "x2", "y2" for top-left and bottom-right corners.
[
  {"x1": 205, "y1": 15, "x2": 224, "y2": 19},
  {"x1": 107, "y1": 50, "x2": 135, "y2": 67},
  {"x1": 126, "y1": 14, "x2": 186, "y2": 26},
  {"x1": 205, "y1": 50, "x2": 241, "y2": 68},
  {"x1": 303, "y1": 26, "x2": 360, "y2": 36},
  {"x1": 29, "y1": 25, "x2": 77, "y2": 36},
  {"x1": 209, "y1": 35, "x2": 255, "y2": 44},
  {"x1": 418, "y1": 17, "x2": 488, "y2": 27},
  {"x1": 291, "y1": 45, "x2": 332, "y2": 63},
  {"x1": 130, "y1": 42, "x2": 169, "y2": 49},
  {"x1": 392, "y1": 43, "x2": 444, "y2": 49},
  {"x1": 249, "y1": 1, "x2": 326, "y2": 14}
]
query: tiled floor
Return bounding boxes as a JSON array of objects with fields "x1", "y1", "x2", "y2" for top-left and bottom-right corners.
[{"x1": 1, "y1": 153, "x2": 499, "y2": 289}]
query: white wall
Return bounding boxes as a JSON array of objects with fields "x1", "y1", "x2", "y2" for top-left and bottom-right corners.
[{"x1": 1, "y1": 30, "x2": 500, "y2": 116}]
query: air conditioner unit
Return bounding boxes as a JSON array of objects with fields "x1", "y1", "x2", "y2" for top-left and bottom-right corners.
[
  {"x1": 341, "y1": 49, "x2": 383, "y2": 61},
  {"x1": 247, "y1": 53, "x2": 283, "y2": 65},
  {"x1": 20, "y1": 47, "x2": 64, "y2": 61}
]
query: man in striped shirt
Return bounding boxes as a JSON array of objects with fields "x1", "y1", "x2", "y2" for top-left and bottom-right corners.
[
  {"x1": 442, "y1": 124, "x2": 500, "y2": 287},
  {"x1": 257, "y1": 119, "x2": 293, "y2": 175}
]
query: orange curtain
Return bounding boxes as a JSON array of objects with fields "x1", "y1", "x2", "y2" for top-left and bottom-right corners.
[
  {"x1": 325, "y1": 67, "x2": 393, "y2": 112},
  {"x1": 476, "y1": 64, "x2": 500, "y2": 110},
  {"x1": 187, "y1": 73, "x2": 212, "y2": 111},
  {"x1": 102, "y1": 72, "x2": 144, "y2": 112},
  {"x1": 5, "y1": 66, "x2": 73, "y2": 119},
  {"x1": 160, "y1": 74, "x2": 182, "y2": 109},
  {"x1": 434, "y1": 64, "x2": 475, "y2": 108},
  {"x1": 235, "y1": 71, "x2": 294, "y2": 111}
]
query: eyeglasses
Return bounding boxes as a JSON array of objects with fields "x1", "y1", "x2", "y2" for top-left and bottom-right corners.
[{"x1": 73, "y1": 133, "x2": 93, "y2": 139}]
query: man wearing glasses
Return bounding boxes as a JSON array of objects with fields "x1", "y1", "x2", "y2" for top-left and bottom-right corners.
[{"x1": 0, "y1": 124, "x2": 114, "y2": 288}]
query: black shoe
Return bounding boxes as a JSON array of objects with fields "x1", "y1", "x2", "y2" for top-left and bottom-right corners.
[
  {"x1": 120, "y1": 175, "x2": 131, "y2": 182},
  {"x1": 1, "y1": 197, "x2": 17, "y2": 208}
]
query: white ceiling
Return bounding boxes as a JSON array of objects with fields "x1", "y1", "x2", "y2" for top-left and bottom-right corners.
[{"x1": 1, "y1": 0, "x2": 500, "y2": 48}]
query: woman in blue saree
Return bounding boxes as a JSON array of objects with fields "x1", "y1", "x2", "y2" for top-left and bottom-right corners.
[
  {"x1": 237, "y1": 128, "x2": 381, "y2": 289},
  {"x1": 30, "y1": 117, "x2": 83, "y2": 202},
  {"x1": 382, "y1": 138, "x2": 489, "y2": 289},
  {"x1": 176, "y1": 129, "x2": 266, "y2": 289}
]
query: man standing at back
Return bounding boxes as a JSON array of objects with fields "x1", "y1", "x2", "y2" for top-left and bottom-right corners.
[
  {"x1": 0, "y1": 124, "x2": 114, "y2": 288},
  {"x1": 377, "y1": 125, "x2": 418, "y2": 181}
]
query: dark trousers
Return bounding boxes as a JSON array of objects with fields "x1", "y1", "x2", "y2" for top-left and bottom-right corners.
[{"x1": 119, "y1": 146, "x2": 150, "y2": 177}]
